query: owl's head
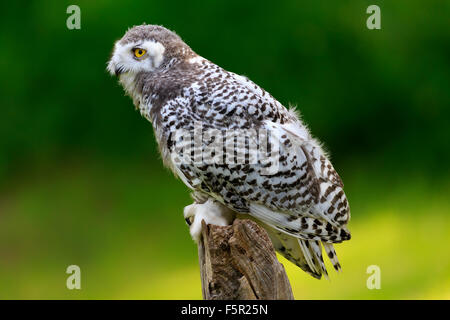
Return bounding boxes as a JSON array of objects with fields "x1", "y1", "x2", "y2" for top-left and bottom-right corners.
[{"x1": 107, "y1": 24, "x2": 193, "y2": 76}]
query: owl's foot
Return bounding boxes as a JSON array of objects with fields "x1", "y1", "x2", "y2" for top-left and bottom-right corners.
[{"x1": 183, "y1": 199, "x2": 235, "y2": 243}]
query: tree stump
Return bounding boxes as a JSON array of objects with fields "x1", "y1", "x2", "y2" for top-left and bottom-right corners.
[{"x1": 197, "y1": 218, "x2": 294, "y2": 300}]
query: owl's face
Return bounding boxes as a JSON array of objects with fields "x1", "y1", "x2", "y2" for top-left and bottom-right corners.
[
  {"x1": 107, "y1": 24, "x2": 193, "y2": 77},
  {"x1": 107, "y1": 39, "x2": 166, "y2": 76}
]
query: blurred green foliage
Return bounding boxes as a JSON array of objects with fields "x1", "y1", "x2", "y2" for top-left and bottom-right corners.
[{"x1": 0, "y1": 1, "x2": 448, "y2": 299}]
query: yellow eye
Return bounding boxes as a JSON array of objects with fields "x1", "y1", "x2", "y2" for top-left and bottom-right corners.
[{"x1": 133, "y1": 48, "x2": 146, "y2": 58}]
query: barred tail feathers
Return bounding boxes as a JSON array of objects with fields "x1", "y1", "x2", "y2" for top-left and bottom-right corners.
[
  {"x1": 264, "y1": 225, "x2": 321, "y2": 279},
  {"x1": 249, "y1": 203, "x2": 344, "y2": 279}
]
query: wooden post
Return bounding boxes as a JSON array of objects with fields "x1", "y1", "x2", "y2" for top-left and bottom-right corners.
[{"x1": 198, "y1": 218, "x2": 294, "y2": 300}]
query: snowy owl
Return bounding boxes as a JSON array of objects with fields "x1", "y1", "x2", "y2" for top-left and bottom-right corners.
[{"x1": 107, "y1": 24, "x2": 351, "y2": 279}]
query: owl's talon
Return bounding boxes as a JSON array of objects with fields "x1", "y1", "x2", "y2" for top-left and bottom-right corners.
[{"x1": 183, "y1": 199, "x2": 235, "y2": 243}]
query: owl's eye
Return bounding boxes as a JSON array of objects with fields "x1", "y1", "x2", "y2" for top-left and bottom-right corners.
[{"x1": 133, "y1": 48, "x2": 146, "y2": 58}]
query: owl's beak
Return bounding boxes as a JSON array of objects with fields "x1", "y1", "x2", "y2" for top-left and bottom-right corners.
[
  {"x1": 107, "y1": 61, "x2": 125, "y2": 77},
  {"x1": 115, "y1": 67, "x2": 124, "y2": 76}
]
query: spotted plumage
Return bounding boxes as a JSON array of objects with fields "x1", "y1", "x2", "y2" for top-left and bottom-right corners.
[{"x1": 108, "y1": 24, "x2": 351, "y2": 279}]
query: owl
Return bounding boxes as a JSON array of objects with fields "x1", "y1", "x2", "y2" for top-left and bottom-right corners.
[{"x1": 107, "y1": 24, "x2": 351, "y2": 279}]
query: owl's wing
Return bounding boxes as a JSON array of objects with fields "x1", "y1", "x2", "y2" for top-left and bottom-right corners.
[
  {"x1": 249, "y1": 120, "x2": 350, "y2": 228},
  {"x1": 243, "y1": 120, "x2": 351, "y2": 277},
  {"x1": 162, "y1": 75, "x2": 350, "y2": 277},
  {"x1": 171, "y1": 112, "x2": 351, "y2": 238}
]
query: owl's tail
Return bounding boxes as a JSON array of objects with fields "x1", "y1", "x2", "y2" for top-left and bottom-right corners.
[
  {"x1": 264, "y1": 225, "x2": 341, "y2": 280},
  {"x1": 247, "y1": 203, "x2": 347, "y2": 279}
]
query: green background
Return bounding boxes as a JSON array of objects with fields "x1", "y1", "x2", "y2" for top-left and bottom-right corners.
[{"x1": 0, "y1": 0, "x2": 449, "y2": 299}]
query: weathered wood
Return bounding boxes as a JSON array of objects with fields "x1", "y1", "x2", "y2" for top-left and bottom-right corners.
[{"x1": 198, "y1": 219, "x2": 294, "y2": 300}]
